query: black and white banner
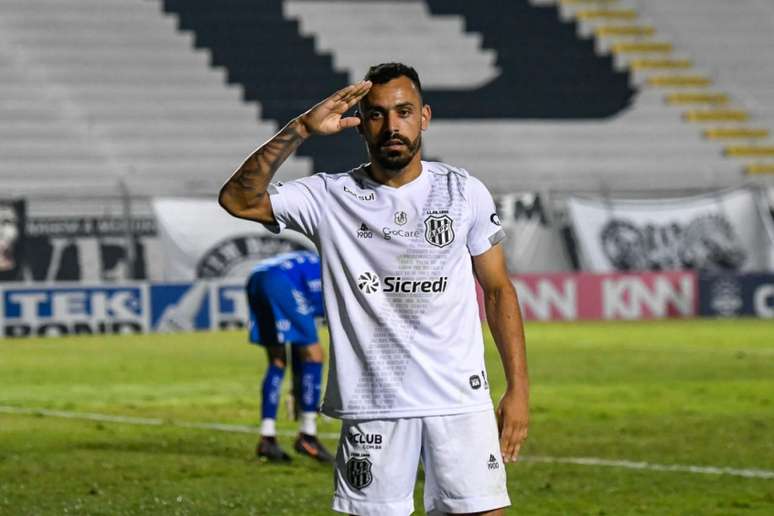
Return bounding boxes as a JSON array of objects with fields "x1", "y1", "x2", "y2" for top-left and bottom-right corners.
[
  {"x1": 22, "y1": 216, "x2": 160, "y2": 282},
  {"x1": 567, "y1": 187, "x2": 774, "y2": 272},
  {"x1": 495, "y1": 193, "x2": 572, "y2": 273},
  {"x1": 0, "y1": 199, "x2": 26, "y2": 282},
  {"x1": 152, "y1": 198, "x2": 314, "y2": 280}
]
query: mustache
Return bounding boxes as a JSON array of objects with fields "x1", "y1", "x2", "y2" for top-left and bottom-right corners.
[{"x1": 380, "y1": 134, "x2": 411, "y2": 146}]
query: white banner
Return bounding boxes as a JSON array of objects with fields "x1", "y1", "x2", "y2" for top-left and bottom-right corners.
[
  {"x1": 495, "y1": 193, "x2": 572, "y2": 273},
  {"x1": 567, "y1": 187, "x2": 774, "y2": 272},
  {"x1": 152, "y1": 198, "x2": 313, "y2": 280}
]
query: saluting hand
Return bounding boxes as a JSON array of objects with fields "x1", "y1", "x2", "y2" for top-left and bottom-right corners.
[{"x1": 296, "y1": 81, "x2": 372, "y2": 138}]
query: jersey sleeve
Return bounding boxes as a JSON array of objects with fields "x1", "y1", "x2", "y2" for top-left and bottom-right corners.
[
  {"x1": 265, "y1": 175, "x2": 326, "y2": 240},
  {"x1": 466, "y1": 176, "x2": 506, "y2": 256}
]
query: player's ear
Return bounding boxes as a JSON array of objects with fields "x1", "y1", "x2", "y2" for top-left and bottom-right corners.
[{"x1": 421, "y1": 104, "x2": 431, "y2": 131}]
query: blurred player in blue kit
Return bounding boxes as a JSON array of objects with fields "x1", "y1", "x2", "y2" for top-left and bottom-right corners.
[{"x1": 246, "y1": 250, "x2": 334, "y2": 463}]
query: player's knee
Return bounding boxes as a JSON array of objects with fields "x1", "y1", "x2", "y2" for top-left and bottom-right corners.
[
  {"x1": 266, "y1": 345, "x2": 288, "y2": 369},
  {"x1": 269, "y1": 355, "x2": 288, "y2": 369},
  {"x1": 299, "y1": 343, "x2": 324, "y2": 363}
]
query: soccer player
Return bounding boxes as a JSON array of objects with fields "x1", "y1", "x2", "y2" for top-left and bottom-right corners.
[
  {"x1": 246, "y1": 250, "x2": 334, "y2": 463},
  {"x1": 221, "y1": 63, "x2": 528, "y2": 515}
]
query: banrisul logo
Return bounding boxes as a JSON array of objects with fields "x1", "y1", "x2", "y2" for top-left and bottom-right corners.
[
  {"x1": 357, "y1": 272, "x2": 380, "y2": 293},
  {"x1": 357, "y1": 272, "x2": 448, "y2": 294}
]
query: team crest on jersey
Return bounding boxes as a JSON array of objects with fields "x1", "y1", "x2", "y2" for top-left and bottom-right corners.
[
  {"x1": 424, "y1": 215, "x2": 455, "y2": 248},
  {"x1": 345, "y1": 457, "x2": 373, "y2": 490},
  {"x1": 394, "y1": 211, "x2": 408, "y2": 226}
]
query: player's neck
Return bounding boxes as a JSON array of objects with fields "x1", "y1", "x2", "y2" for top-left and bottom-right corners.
[{"x1": 367, "y1": 155, "x2": 423, "y2": 188}]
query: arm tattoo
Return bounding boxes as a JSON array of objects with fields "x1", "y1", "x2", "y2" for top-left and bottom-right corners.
[
  {"x1": 232, "y1": 121, "x2": 305, "y2": 198},
  {"x1": 221, "y1": 119, "x2": 307, "y2": 213}
]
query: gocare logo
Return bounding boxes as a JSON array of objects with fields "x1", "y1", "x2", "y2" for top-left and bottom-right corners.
[
  {"x1": 382, "y1": 227, "x2": 421, "y2": 240},
  {"x1": 357, "y1": 272, "x2": 448, "y2": 294}
]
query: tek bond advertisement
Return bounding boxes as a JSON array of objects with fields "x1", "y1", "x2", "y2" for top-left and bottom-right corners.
[{"x1": 0, "y1": 281, "x2": 246, "y2": 338}]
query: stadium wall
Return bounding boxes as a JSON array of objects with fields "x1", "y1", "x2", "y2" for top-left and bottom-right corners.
[{"x1": 2, "y1": 272, "x2": 773, "y2": 338}]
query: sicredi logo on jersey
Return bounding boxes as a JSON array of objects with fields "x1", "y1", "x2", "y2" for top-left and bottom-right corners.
[{"x1": 357, "y1": 272, "x2": 448, "y2": 294}]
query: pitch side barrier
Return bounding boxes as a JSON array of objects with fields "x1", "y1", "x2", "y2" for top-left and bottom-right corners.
[
  {"x1": 0, "y1": 281, "x2": 247, "y2": 339},
  {"x1": 2, "y1": 272, "x2": 773, "y2": 338},
  {"x1": 481, "y1": 271, "x2": 774, "y2": 322},
  {"x1": 698, "y1": 273, "x2": 774, "y2": 318}
]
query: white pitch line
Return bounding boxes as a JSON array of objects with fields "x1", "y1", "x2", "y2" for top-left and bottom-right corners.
[
  {"x1": 521, "y1": 456, "x2": 774, "y2": 480},
  {"x1": 2, "y1": 405, "x2": 773, "y2": 480},
  {"x1": 0, "y1": 405, "x2": 339, "y2": 439}
]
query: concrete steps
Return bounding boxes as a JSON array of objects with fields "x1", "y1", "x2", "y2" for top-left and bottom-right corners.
[{"x1": 0, "y1": 0, "x2": 311, "y2": 198}]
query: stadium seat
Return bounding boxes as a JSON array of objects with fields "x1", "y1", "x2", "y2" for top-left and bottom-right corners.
[
  {"x1": 573, "y1": 0, "x2": 774, "y2": 178},
  {"x1": 0, "y1": 0, "x2": 311, "y2": 213}
]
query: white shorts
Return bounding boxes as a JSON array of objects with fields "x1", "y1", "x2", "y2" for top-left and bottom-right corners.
[{"x1": 332, "y1": 409, "x2": 510, "y2": 516}]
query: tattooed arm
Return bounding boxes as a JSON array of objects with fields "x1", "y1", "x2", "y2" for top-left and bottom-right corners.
[
  {"x1": 218, "y1": 119, "x2": 308, "y2": 224},
  {"x1": 218, "y1": 81, "x2": 372, "y2": 224}
]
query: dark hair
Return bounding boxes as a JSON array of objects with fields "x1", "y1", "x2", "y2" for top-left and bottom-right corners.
[{"x1": 364, "y1": 63, "x2": 422, "y2": 96}]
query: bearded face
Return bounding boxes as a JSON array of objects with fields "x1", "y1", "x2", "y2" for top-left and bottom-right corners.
[
  {"x1": 358, "y1": 76, "x2": 429, "y2": 176},
  {"x1": 367, "y1": 130, "x2": 422, "y2": 171}
]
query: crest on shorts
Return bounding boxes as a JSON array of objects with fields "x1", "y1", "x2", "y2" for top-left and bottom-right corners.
[
  {"x1": 345, "y1": 457, "x2": 373, "y2": 490},
  {"x1": 424, "y1": 215, "x2": 455, "y2": 248}
]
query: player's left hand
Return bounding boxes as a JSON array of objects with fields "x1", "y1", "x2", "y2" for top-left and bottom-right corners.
[{"x1": 496, "y1": 387, "x2": 528, "y2": 464}]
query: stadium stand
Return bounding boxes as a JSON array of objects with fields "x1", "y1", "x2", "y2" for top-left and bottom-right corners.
[
  {"x1": 164, "y1": 0, "x2": 664, "y2": 185},
  {"x1": 0, "y1": 0, "x2": 310, "y2": 214},
  {"x1": 3, "y1": 0, "x2": 772, "y2": 208},
  {"x1": 161, "y1": 0, "x2": 367, "y2": 174},
  {"x1": 558, "y1": 0, "x2": 774, "y2": 181},
  {"x1": 284, "y1": 1, "x2": 500, "y2": 90},
  {"x1": 273, "y1": 0, "x2": 741, "y2": 193},
  {"x1": 634, "y1": 0, "x2": 774, "y2": 177}
]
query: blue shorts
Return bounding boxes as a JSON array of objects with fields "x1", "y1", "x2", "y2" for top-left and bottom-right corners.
[{"x1": 246, "y1": 271, "x2": 318, "y2": 347}]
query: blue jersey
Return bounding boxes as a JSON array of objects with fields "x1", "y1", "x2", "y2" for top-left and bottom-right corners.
[{"x1": 246, "y1": 251, "x2": 323, "y2": 346}]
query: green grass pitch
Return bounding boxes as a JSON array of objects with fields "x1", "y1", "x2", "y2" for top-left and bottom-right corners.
[{"x1": 1, "y1": 319, "x2": 773, "y2": 515}]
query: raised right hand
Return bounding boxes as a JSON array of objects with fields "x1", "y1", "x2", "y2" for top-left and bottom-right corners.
[{"x1": 296, "y1": 81, "x2": 372, "y2": 138}]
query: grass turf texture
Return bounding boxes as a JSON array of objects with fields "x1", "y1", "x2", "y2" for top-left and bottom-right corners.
[{"x1": 1, "y1": 320, "x2": 773, "y2": 515}]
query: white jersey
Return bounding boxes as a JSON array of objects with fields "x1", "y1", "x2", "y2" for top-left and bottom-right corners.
[{"x1": 267, "y1": 161, "x2": 505, "y2": 419}]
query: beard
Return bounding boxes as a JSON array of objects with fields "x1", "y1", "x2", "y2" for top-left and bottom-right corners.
[{"x1": 367, "y1": 132, "x2": 422, "y2": 171}]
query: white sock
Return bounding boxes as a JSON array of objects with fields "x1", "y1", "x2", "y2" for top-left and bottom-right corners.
[
  {"x1": 299, "y1": 412, "x2": 317, "y2": 436},
  {"x1": 260, "y1": 418, "x2": 276, "y2": 437}
]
